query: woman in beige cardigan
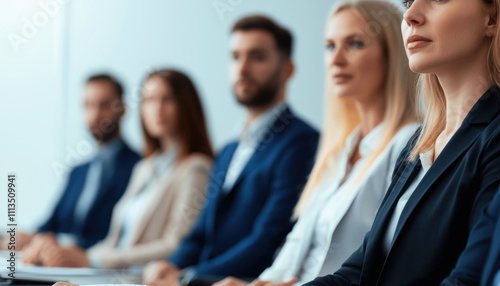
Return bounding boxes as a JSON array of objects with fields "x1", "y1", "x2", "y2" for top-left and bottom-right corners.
[{"x1": 22, "y1": 69, "x2": 214, "y2": 269}]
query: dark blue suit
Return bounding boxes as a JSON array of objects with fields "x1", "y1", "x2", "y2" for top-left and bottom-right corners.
[
  {"x1": 39, "y1": 140, "x2": 140, "y2": 249},
  {"x1": 441, "y1": 184, "x2": 500, "y2": 286},
  {"x1": 304, "y1": 86, "x2": 500, "y2": 286},
  {"x1": 169, "y1": 106, "x2": 319, "y2": 279}
]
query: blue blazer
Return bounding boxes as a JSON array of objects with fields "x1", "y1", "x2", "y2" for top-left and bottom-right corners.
[
  {"x1": 441, "y1": 184, "x2": 500, "y2": 286},
  {"x1": 169, "y1": 106, "x2": 319, "y2": 278},
  {"x1": 305, "y1": 86, "x2": 500, "y2": 286},
  {"x1": 39, "y1": 141, "x2": 141, "y2": 249}
]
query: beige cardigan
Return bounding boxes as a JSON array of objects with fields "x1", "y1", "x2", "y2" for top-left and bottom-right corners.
[{"x1": 88, "y1": 153, "x2": 212, "y2": 269}]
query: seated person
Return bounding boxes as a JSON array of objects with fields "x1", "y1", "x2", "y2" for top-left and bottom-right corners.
[
  {"x1": 304, "y1": 0, "x2": 500, "y2": 284},
  {"x1": 22, "y1": 69, "x2": 214, "y2": 269},
  {"x1": 214, "y1": 1, "x2": 421, "y2": 285},
  {"x1": 143, "y1": 15, "x2": 319, "y2": 286},
  {"x1": 1, "y1": 74, "x2": 141, "y2": 254}
]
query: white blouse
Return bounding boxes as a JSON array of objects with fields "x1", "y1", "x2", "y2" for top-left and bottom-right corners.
[
  {"x1": 258, "y1": 123, "x2": 420, "y2": 285},
  {"x1": 116, "y1": 147, "x2": 178, "y2": 249},
  {"x1": 89, "y1": 147, "x2": 178, "y2": 267}
]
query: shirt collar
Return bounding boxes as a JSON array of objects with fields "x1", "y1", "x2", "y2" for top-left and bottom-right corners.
[
  {"x1": 95, "y1": 137, "x2": 124, "y2": 162},
  {"x1": 152, "y1": 145, "x2": 178, "y2": 176},
  {"x1": 419, "y1": 148, "x2": 434, "y2": 172},
  {"x1": 240, "y1": 102, "x2": 287, "y2": 144},
  {"x1": 344, "y1": 123, "x2": 385, "y2": 158}
]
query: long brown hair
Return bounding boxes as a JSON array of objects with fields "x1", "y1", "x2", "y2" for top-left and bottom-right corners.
[{"x1": 141, "y1": 69, "x2": 214, "y2": 159}]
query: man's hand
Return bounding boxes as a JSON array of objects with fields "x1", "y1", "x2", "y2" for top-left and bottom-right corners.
[
  {"x1": 143, "y1": 260, "x2": 182, "y2": 285},
  {"x1": 0, "y1": 232, "x2": 35, "y2": 250},
  {"x1": 40, "y1": 245, "x2": 90, "y2": 268},
  {"x1": 21, "y1": 233, "x2": 58, "y2": 265},
  {"x1": 248, "y1": 278, "x2": 299, "y2": 286},
  {"x1": 213, "y1": 277, "x2": 249, "y2": 286},
  {"x1": 213, "y1": 277, "x2": 298, "y2": 286}
]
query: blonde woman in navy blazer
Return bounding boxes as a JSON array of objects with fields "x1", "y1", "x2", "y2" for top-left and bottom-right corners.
[{"x1": 305, "y1": 0, "x2": 500, "y2": 285}]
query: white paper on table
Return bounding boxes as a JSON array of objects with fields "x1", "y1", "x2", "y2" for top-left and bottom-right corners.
[
  {"x1": 83, "y1": 285, "x2": 145, "y2": 286},
  {"x1": 15, "y1": 265, "x2": 108, "y2": 276}
]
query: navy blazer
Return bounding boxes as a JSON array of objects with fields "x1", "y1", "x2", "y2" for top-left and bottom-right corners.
[
  {"x1": 39, "y1": 141, "x2": 141, "y2": 249},
  {"x1": 305, "y1": 86, "x2": 500, "y2": 286},
  {"x1": 441, "y1": 183, "x2": 500, "y2": 286},
  {"x1": 169, "y1": 106, "x2": 319, "y2": 278}
]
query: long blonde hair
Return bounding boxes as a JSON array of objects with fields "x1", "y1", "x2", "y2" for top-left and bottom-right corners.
[
  {"x1": 410, "y1": 0, "x2": 500, "y2": 160},
  {"x1": 294, "y1": 0, "x2": 421, "y2": 218}
]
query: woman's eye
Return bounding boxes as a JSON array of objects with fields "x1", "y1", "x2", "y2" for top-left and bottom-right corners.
[
  {"x1": 352, "y1": 41, "x2": 365, "y2": 49},
  {"x1": 326, "y1": 43, "x2": 335, "y2": 51},
  {"x1": 403, "y1": 0, "x2": 414, "y2": 9}
]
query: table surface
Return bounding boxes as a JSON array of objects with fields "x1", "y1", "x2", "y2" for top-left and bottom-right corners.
[{"x1": 0, "y1": 251, "x2": 143, "y2": 285}]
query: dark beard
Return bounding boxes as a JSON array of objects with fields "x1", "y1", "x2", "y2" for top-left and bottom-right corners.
[
  {"x1": 89, "y1": 118, "x2": 120, "y2": 144},
  {"x1": 234, "y1": 70, "x2": 280, "y2": 107}
]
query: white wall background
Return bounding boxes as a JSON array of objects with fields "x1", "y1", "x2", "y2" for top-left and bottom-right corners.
[{"x1": 0, "y1": 0, "x2": 403, "y2": 231}]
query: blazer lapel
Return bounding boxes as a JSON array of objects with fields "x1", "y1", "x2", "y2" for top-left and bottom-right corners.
[
  {"x1": 223, "y1": 107, "x2": 294, "y2": 196},
  {"x1": 293, "y1": 189, "x2": 331, "y2": 273},
  {"x1": 389, "y1": 125, "x2": 483, "y2": 246},
  {"x1": 104, "y1": 160, "x2": 153, "y2": 247},
  {"x1": 88, "y1": 144, "x2": 129, "y2": 211},
  {"x1": 127, "y1": 163, "x2": 178, "y2": 245},
  {"x1": 217, "y1": 143, "x2": 238, "y2": 193},
  {"x1": 380, "y1": 86, "x2": 500, "y2": 272},
  {"x1": 388, "y1": 86, "x2": 500, "y2": 250},
  {"x1": 72, "y1": 164, "x2": 90, "y2": 205},
  {"x1": 206, "y1": 143, "x2": 238, "y2": 240},
  {"x1": 369, "y1": 158, "x2": 421, "y2": 247},
  {"x1": 222, "y1": 140, "x2": 271, "y2": 197}
]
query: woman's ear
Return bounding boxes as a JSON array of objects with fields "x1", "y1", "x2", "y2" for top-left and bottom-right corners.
[{"x1": 485, "y1": 4, "x2": 497, "y2": 37}]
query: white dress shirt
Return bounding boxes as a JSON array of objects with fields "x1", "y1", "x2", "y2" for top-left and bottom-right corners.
[
  {"x1": 258, "y1": 123, "x2": 420, "y2": 285},
  {"x1": 222, "y1": 102, "x2": 286, "y2": 191},
  {"x1": 383, "y1": 148, "x2": 434, "y2": 254}
]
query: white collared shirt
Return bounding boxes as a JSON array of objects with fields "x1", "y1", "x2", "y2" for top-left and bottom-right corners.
[
  {"x1": 259, "y1": 123, "x2": 420, "y2": 285},
  {"x1": 221, "y1": 102, "x2": 287, "y2": 191},
  {"x1": 383, "y1": 148, "x2": 434, "y2": 254}
]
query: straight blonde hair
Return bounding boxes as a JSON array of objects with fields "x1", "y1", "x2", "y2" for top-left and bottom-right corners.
[
  {"x1": 294, "y1": 0, "x2": 421, "y2": 218},
  {"x1": 409, "y1": 0, "x2": 500, "y2": 160}
]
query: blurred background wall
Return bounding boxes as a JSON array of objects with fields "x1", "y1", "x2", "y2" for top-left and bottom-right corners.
[{"x1": 0, "y1": 0, "x2": 402, "y2": 230}]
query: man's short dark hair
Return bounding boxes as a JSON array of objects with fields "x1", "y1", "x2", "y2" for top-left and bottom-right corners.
[
  {"x1": 86, "y1": 74, "x2": 124, "y2": 100},
  {"x1": 231, "y1": 15, "x2": 293, "y2": 59}
]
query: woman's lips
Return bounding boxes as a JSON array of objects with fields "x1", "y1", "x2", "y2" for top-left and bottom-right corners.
[
  {"x1": 406, "y1": 35, "x2": 432, "y2": 50},
  {"x1": 332, "y1": 74, "x2": 354, "y2": 84}
]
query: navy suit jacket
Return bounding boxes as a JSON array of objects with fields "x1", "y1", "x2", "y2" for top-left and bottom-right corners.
[
  {"x1": 305, "y1": 86, "x2": 500, "y2": 286},
  {"x1": 169, "y1": 106, "x2": 319, "y2": 278},
  {"x1": 441, "y1": 183, "x2": 500, "y2": 286},
  {"x1": 39, "y1": 141, "x2": 141, "y2": 249}
]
